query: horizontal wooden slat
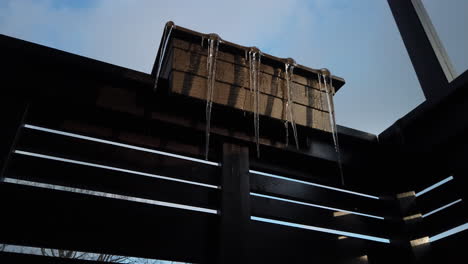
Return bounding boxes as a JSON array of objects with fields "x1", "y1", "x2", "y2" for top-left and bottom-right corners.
[
  {"x1": 15, "y1": 127, "x2": 220, "y2": 186},
  {"x1": 171, "y1": 46, "x2": 330, "y2": 107},
  {"x1": 427, "y1": 229, "x2": 467, "y2": 263},
  {"x1": 25, "y1": 100, "x2": 223, "y2": 164},
  {"x1": 170, "y1": 38, "x2": 341, "y2": 92},
  {"x1": 412, "y1": 201, "x2": 466, "y2": 238},
  {"x1": 251, "y1": 195, "x2": 393, "y2": 238},
  {"x1": 416, "y1": 180, "x2": 461, "y2": 215},
  {"x1": 250, "y1": 172, "x2": 387, "y2": 217},
  {"x1": 170, "y1": 70, "x2": 331, "y2": 130},
  {"x1": 249, "y1": 133, "x2": 382, "y2": 191},
  {"x1": 247, "y1": 220, "x2": 375, "y2": 264},
  {"x1": 26, "y1": 87, "x2": 367, "y2": 172},
  {"x1": 0, "y1": 182, "x2": 217, "y2": 263},
  {"x1": 5, "y1": 153, "x2": 219, "y2": 210},
  {"x1": 95, "y1": 84, "x2": 331, "y2": 155}
]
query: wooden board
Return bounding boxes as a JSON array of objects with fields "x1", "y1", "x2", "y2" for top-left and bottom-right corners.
[
  {"x1": 163, "y1": 38, "x2": 335, "y2": 131},
  {"x1": 171, "y1": 38, "x2": 336, "y2": 94},
  {"x1": 171, "y1": 43, "x2": 331, "y2": 107},
  {"x1": 170, "y1": 70, "x2": 332, "y2": 131}
]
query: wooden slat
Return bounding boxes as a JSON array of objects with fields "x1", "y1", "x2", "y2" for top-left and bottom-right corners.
[
  {"x1": 170, "y1": 70, "x2": 331, "y2": 130},
  {"x1": 247, "y1": 220, "x2": 374, "y2": 264},
  {"x1": 415, "y1": 180, "x2": 461, "y2": 215},
  {"x1": 171, "y1": 38, "x2": 338, "y2": 93},
  {"x1": 28, "y1": 78, "x2": 355, "y2": 167},
  {"x1": 411, "y1": 201, "x2": 466, "y2": 238},
  {"x1": 94, "y1": 84, "x2": 298, "y2": 151},
  {"x1": 0, "y1": 95, "x2": 28, "y2": 178},
  {"x1": 5, "y1": 153, "x2": 219, "y2": 210},
  {"x1": 0, "y1": 182, "x2": 217, "y2": 263},
  {"x1": 171, "y1": 46, "x2": 330, "y2": 107},
  {"x1": 26, "y1": 100, "x2": 221, "y2": 164},
  {"x1": 15, "y1": 127, "x2": 220, "y2": 186},
  {"x1": 420, "y1": 201, "x2": 467, "y2": 238},
  {"x1": 251, "y1": 195, "x2": 393, "y2": 238},
  {"x1": 427, "y1": 230, "x2": 468, "y2": 263},
  {"x1": 250, "y1": 172, "x2": 387, "y2": 217}
]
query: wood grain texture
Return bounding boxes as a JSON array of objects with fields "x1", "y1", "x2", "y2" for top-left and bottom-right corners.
[
  {"x1": 172, "y1": 45, "x2": 330, "y2": 107},
  {"x1": 170, "y1": 70, "x2": 331, "y2": 131},
  {"x1": 163, "y1": 38, "x2": 336, "y2": 131},
  {"x1": 172, "y1": 39, "x2": 336, "y2": 94}
]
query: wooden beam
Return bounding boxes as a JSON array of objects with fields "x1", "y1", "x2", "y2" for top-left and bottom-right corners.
[
  {"x1": 219, "y1": 143, "x2": 250, "y2": 263},
  {"x1": 411, "y1": 0, "x2": 457, "y2": 82},
  {"x1": 0, "y1": 96, "x2": 28, "y2": 180},
  {"x1": 387, "y1": 0, "x2": 451, "y2": 101}
]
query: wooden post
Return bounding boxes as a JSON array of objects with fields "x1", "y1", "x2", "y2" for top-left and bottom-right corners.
[
  {"x1": 395, "y1": 191, "x2": 431, "y2": 263},
  {"x1": 0, "y1": 96, "x2": 28, "y2": 180},
  {"x1": 218, "y1": 142, "x2": 250, "y2": 264},
  {"x1": 387, "y1": 0, "x2": 452, "y2": 101}
]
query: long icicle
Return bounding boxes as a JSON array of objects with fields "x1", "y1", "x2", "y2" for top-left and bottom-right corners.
[
  {"x1": 255, "y1": 52, "x2": 261, "y2": 156},
  {"x1": 205, "y1": 34, "x2": 220, "y2": 160},
  {"x1": 285, "y1": 58, "x2": 299, "y2": 149},
  {"x1": 321, "y1": 69, "x2": 344, "y2": 185},
  {"x1": 249, "y1": 47, "x2": 262, "y2": 157},
  {"x1": 154, "y1": 21, "x2": 175, "y2": 91}
]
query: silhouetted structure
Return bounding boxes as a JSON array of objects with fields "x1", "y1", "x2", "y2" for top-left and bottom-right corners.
[{"x1": 0, "y1": 1, "x2": 466, "y2": 263}]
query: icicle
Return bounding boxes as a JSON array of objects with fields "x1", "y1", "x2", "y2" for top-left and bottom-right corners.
[
  {"x1": 154, "y1": 21, "x2": 175, "y2": 91},
  {"x1": 248, "y1": 47, "x2": 262, "y2": 157},
  {"x1": 204, "y1": 34, "x2": 220, "y2": 160},
  {"x1": 321, "y1": 69, "x2": 344, "y2": 185},
  {"x1": 284, "y1": 58, "x2": 299, "y2": 149},
  {"x1": 317, "y1": 72, "x2": 325, "y2": 111},
  {"x1": 248, "y1": 50, "x2": 253, "y2": 93}
]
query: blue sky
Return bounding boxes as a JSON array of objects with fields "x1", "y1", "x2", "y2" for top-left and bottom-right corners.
[{"x1": 1, "y1": 0, "x2": 466, "y2": 134}]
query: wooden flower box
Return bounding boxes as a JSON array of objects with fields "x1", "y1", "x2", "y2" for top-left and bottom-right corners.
[{"x1": 152, "y1": 22, "x2": 345, "y2": 132}]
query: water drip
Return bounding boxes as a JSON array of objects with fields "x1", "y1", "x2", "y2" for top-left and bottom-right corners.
[
  {"x1": 204, "y1": 33, "x2": 220, "y2": 160},
  {"x1": 284, "y1": 58, "x2": 299, "y2": 149},
  {"x1": 154, "y1": 21, "x2": 175, "y2": 91}
]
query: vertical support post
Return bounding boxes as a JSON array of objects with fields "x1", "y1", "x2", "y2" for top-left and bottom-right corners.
[
  {"x1": 218, "y1": 143, "x2": 250, "y2": 264},
  {"x1": 395, "y1": 191, "x2": 431, "y2": 263},
  {"x1": 387, "y1": 0, "x2": 452, "y2": 101},
  {"x1": 0, "y1": 96, "x2": 28, "y2": 180}
]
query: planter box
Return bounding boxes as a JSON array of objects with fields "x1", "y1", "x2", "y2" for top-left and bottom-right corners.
[{"x1": 152, "y1": 23, "x2": 345, "y2": 132}]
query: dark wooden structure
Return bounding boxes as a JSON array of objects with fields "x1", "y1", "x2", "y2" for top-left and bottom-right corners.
[
  {"x1": 0, "y1": 1, "x2": 467, "y2": 262},
  {"x1": 154, "y1": 24, "x2": 346, "y2": 131}
]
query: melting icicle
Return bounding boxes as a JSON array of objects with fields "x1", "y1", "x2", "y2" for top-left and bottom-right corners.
[
  {"x1": 154, "y1": 21, "x2": 175, "y2": 91},
  {"x1": 248, "y1": 47, "x2": 262, "y2": 157},
  {"x1": 284, "y1": 58, "x2": 299, "y2": 149},
  {"x1": 204, "y1": 33, "x2": 220, "y2": 160},
  {"x1": 320, "y1": 69, "x2": 344, "y2": 185},
  {"x1": 317, "y1": 72, "x2": 325, "y2": 110}
]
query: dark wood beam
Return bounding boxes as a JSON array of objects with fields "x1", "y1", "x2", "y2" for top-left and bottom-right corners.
[
  {"x1": 387, "y1": 0, "x2": 452, "y2": 101},
  {"x1": 219, "y1": 143, "x2": 250, "y2": 263}
]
